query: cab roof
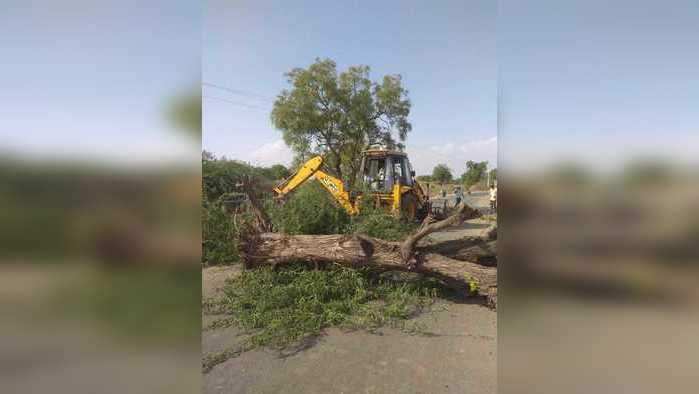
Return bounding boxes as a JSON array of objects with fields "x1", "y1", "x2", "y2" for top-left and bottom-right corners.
[{"x1": 362, "y1": 149, "x2": 407, "y2": 157}]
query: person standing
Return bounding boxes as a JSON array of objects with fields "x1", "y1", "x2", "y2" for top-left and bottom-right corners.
[
  {"x1": 489, "y1": 183, "x2": 497, "y2": 213},
  {"x1": 455, "y1": 186, "x2": 463, "y2": 206}
]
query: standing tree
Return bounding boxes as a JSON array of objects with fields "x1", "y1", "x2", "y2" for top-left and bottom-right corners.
[
  {"x1": 432, "y1": 164, "x2": 453, "y2": 184},
  {"x1": 271, "y1": 58, "x2": 411, "y2": 187},
  {"x1": 461, "y1": 161, "x2": 488, "y2": 187},
  {"x1": 488, "y1": 168, "x2": 497, "y2": 186},
  {"x1": 262, "y1": 164, "x2": 291, "y2": 181}
]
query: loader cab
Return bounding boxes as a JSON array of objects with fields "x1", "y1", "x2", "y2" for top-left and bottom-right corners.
[{"x1": 359, "y1": 150, "x2": 415, "y2": 193}]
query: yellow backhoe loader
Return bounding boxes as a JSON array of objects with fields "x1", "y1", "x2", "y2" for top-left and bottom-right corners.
[{"x1": 273, "y1": 149, "x2": 431, "y2": 221}]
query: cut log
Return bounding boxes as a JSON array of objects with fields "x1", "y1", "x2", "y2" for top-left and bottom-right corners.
[
  {"x1": 237, "y1": 201, "x2": 497, "y2": 307},
  {"x1": 400, "y1": 202, "x2": 481, "y2": 264},
  {"x1": 420, "y1": 238, "x2": 497, "y2": 266},
  {"x1": 241, "y1": 232, "x2": 497, "y2": 303}
]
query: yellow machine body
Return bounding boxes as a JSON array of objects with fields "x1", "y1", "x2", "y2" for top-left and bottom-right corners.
[{"x1": 273, "y1": 150, "x2": 430, "y2": 221}]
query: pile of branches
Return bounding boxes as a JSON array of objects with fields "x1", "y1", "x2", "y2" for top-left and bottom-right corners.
[{"x1": 236, "y1": 191, "x2": 498, "y2": 308}]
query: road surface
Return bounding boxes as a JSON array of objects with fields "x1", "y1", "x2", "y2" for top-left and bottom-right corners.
[{"x1": 202, "y1": 194, "x2": 496, "y2": 393}]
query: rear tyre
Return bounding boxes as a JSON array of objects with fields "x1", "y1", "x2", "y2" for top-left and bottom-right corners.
[{"x1": 401, "y1": 193, "x2": 419, "y2": 222}]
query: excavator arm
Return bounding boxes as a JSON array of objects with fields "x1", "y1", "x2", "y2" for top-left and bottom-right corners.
[{"x1": 273, "y1": 156, "x2": 358, "y2": 215}]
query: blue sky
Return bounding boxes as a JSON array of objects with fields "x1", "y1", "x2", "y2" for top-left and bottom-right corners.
[
  {"x1": 203, "y1": 0, "x2": 497, "y2": 175},
  {"x1": 1, "y1": 1, "x2": 200, "y2": 166},
  {"x1": 3, "y1": 1, "x2": 696, "y2": 172},
  {"x1": 499, "y1": 0, "x2": 699, "y2": 171}
]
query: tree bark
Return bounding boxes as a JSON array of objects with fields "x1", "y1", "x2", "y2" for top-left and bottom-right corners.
[
  {"x1": 238, "y1": 202, "x2": 497, "y2": 307},
  {"x1": 420, "y1": 237, "x2": 497, "y2": 266},
  {"x1": 241, "y1": 233, "x2": 496, "y2": 304},
  {"x1": 239, "y1": 175, "x2": 272, "y2": 232},
  {"x1": 400, "y1": 202, "x2": 481, "y2": 264}
]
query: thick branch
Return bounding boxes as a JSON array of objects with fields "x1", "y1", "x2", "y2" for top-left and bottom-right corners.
[
  {"x1": 400, "y1": 202, "x2": 481, "y2": 264},
  {"x1": 420, "y1": 238, "x2": 497, "y2": 266},
  {"x1": 240, "y1": 175, "x2": 272, "y2": 232},
  {"x1": 241, "y1": 232, "x2": 496, "y2": 301},
  {"x1": 237, "y1": 202, "x2": 496, "y2": 306}
]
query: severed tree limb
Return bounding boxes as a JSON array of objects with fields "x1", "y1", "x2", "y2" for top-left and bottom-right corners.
[
  {"x1": 240, "y1": 232, "x2": 497, "y2": 305},
  {"x1": 400, "y1": 202, "x2": 481, "y2": 266},
  {"x1": 239, "y1": 175, "x2": 272, "y2": 232},
  {"x1": 419, "y1": 237, "x2": 497, "y2": 266},
  {"x1": 237, "y1": 202, "x2": 497, "y2": 307}
]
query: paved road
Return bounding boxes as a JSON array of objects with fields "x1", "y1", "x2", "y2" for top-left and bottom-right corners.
[
  {"x1": 204, "y1": 302, "x2": 496, "y2": 394},
  {"x1": 202, "y1": 198, "x2": 497, "y2": 394},
  {"x1": 430, "y1": 191, "x2": 493, "y2": 216}
]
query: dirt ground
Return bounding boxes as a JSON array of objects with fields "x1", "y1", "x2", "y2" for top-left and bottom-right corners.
[{"x1": 202, "y1": 194, "x2": 496, "y2": 393}]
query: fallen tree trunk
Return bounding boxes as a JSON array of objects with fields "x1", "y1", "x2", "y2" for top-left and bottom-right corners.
[
  {"x1": 241, "y1": 233, "x2": 496, "y2": 304},
  {"x1": 238, "y1": 202, "x2": 497, "y2": 307}
]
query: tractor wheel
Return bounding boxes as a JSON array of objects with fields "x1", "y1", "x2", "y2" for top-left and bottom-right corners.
[{"x1": 401, "y1": 193, "x2": 419, "y2": 222}]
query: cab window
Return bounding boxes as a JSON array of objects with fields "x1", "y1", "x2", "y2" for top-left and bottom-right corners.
[
  {"x1": 363, "y1": 158, "x2": 387, "y2": 191},
  {"x1": 391, "y1": 157, "x2": 412, "y2": 186}
]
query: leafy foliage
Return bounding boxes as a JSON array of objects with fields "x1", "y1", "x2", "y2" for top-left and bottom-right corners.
[
  {"x1": 211, "y1": 264, "x2": 440, "y2": 350},
  {"x1": 260, "y1": 164, "x2": 291, "y2": 181},
  {"x1": 267, "y1": 182, "x2": 350, "y2": 235},
  {"x1": 461, "y1": 160, "x2": 488, "y2": 187},
  {"x1": 202, "y1": 152, "x2": 255, "y2": 202},
  {"x1": 350, "y1": 212, "x2": 417, "y2": 241},
  {"x1": 201, "y1": 152, "x2": 292, "y2": 265},
  {"x1": 349, "y1": 195, "x2": 418, "y2": 241},
  {"x1": 201, "y1": 150, "x2": 421, "y2": 266},
  {"x1": 201, "y1": 199, "x2": 243, "y2": 265},
  {"x1": 431, "y1": 164, "x2": 453, "y2": 184},
  {"x1": 202, "y1": 150, "x2": 290, "y2": 202},
  {"x1": 271, "y1": 58, "x2": 412, "y2": 187}
]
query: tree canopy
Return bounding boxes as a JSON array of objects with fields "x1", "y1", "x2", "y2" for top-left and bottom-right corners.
[
  {"x1": 260, "y1": 164, "x2": 291, "y2": 181},
  {"x1": 431, "y1": 164, "x2": 453, "y2": 184},
  {"x1": 271, "y1": 58, "x2": 411, "y2": 186},
  {"x1": 202, "y1": 151, "x2": 289, "y2": 202},
  {"x1": 488, "y1": 168, "x2": 497, "y2": 185},
  {"x1": 461, "y1": 160, "x2": 488, "y2": 187}
]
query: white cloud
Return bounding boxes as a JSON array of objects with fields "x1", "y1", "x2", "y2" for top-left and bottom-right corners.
[
  {"x1": 459, "y1": 136, "x2": 497, "y2": 153},
  {"x1": 250, "y1": 139, "x2": 294, "y2": 167},
  {"x1": 248, "y1": 136, "x2": 497, "y2": 176},
  {"x1": 407, "y1": 136, "x2": 497, "y2": 176},
  {"x1": 439, "y1": 142, "x2": 456, "y2": 154}
]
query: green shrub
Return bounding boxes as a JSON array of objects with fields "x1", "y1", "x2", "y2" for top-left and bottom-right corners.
[
  {"x1": 348, "y1": 195, "x2": 418, "y2": 241},
  {"x1": 349, "y1": 211, "x2": 417, "y2": 241},
  {"x1": 201, "y1": 200, "x2": 242, "y2": 265},
  {"x1": 267, "y1": 182, "x2": 350, "y2": 234}
]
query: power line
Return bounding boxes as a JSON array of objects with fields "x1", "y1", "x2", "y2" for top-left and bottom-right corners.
[
  {"x1": 203, "y1": 95, "x2": 268, "y2": 111},
  {"x1": 202, "y1": 82, "x2": 275, "y2": 102}
]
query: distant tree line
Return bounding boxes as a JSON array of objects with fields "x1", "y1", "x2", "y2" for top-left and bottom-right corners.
[{"x1": 417, "y1": 161, "x2": 497, "y2": 188}]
